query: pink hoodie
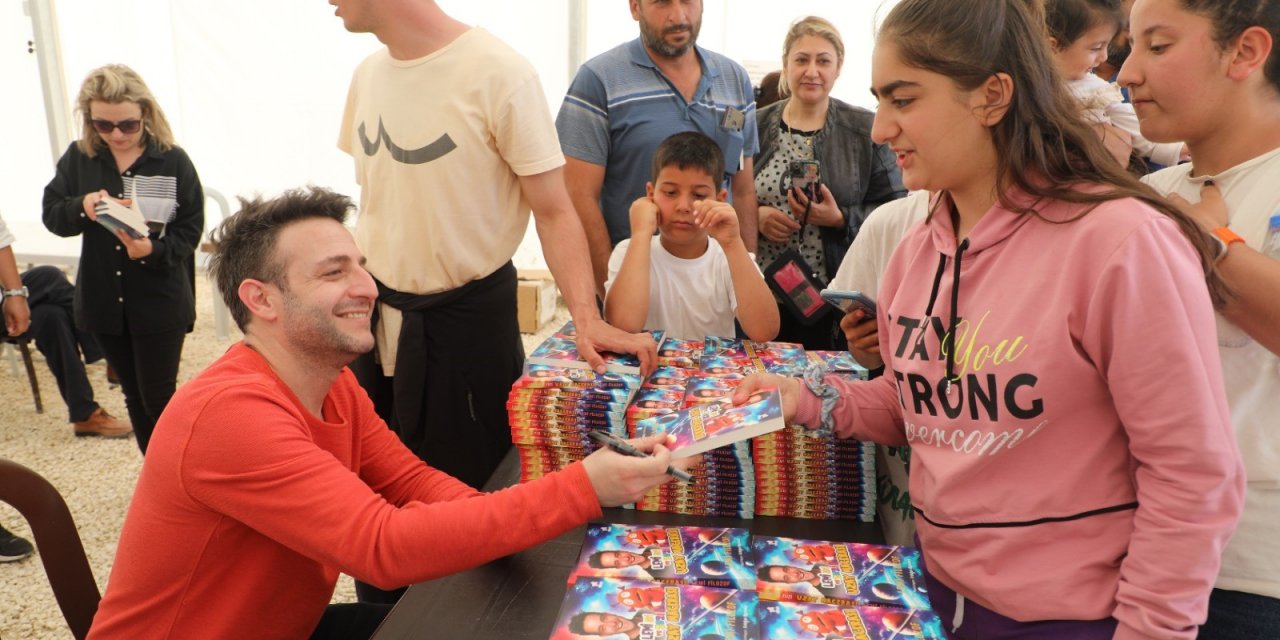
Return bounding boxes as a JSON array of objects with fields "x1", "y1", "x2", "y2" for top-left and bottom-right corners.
[{"x1": 795, "y1": 190, "x2": 1243, "y2": 639}]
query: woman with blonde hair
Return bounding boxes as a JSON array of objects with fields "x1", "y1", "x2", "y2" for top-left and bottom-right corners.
[
  {"x1": 753, "y1": 16, "x2": 905, "y2": 349},
  {"x1": 43, "y1": 64, "x2": 203, "y2": 454}
]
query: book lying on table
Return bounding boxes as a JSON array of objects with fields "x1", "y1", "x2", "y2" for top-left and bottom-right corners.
[
  {"x1": 526, "y1": 321, "x2": 664, "y2": 376},
  {"x1": 636, "y1": 388, "x2": 785, "y2": 457},
  {"x1": 752, "y1": 536, "x2": 930, "y2": 611},
  {"x1": 758, "y1": 599, "x2": 946, "y2": 639},
  {"x1": 548, "y1": 577, "x2": 758, "y2": 640},
  {"x1": 569, "y1": 522, "x2": 756, "y2": 590},
  {"x1": 94, "y1": 198, "x2": 149, "y2": 239}
]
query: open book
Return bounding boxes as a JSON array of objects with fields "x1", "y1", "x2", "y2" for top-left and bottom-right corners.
[
  {"x1": 94, "y1": 198, "x2": 149, "y2": 239},
  {"x1": 635, "y1": 387, "x2": 786, "y2": 457}
]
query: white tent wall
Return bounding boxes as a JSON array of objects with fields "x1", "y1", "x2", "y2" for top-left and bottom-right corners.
[{"x1": 5, "y1": 0, "x2": 896, "y2": 271}]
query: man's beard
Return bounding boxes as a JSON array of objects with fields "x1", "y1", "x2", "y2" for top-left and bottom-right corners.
[{"x1": 639, "y1": 19, "x2": 700, "y2": 58}]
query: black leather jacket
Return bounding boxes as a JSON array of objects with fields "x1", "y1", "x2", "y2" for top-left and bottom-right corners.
[{"x1": 754, "y1": 98, "x2": 906, "y2": 279}]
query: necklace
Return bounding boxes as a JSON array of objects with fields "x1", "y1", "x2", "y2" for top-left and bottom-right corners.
[{"x1": 781, "y1": 101, "x2": 820, "y2": 159}]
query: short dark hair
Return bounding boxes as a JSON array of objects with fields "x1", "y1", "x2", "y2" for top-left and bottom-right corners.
[
  {"x1": 207, "y1": 186, "x2": 354, "y2": 331},
  {"x1": 650, "y1": 132, "x2": 724, "y2": 185},
  {"x1": 756, "y1": 564, "x2": 784, "y2": 582},
  {"x1": 1045, "y1": 0, "x2": 1123, "y2": 49},
  {"x1": 567, "y1": 612, "x2": 593, "y2": 634},
  {"x1": 586, "y1": 550, "x2": 610, "y2": 569}
]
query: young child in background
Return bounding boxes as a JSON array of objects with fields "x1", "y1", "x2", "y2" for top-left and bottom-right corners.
[
  {"x1": 1047, "y1": 0, "x2": 1189, "y2": 168},
  {"x1": 605, "y1": 132, "x2": 779, "y2": 342}
]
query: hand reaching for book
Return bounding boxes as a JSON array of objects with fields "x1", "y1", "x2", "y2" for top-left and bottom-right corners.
[
  {"x1": 581, "y1": 434, "x2": 699, "y2": 507},
  {"x1": 732, "y1": 373, "x2": 802, "y2": 425},
  {"x1": 574, "y1": 316, "x2": 658, "y2": 377}
]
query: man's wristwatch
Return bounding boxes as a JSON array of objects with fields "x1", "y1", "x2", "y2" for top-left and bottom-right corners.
[
  {"x1": 1208, "y1": 227, "x2": 1245, "y2": 264},
  {"x1": 1, "y1": 286, "x2": 29, "y2": 301}
]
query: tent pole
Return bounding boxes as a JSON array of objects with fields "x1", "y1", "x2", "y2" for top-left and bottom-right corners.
[
  {"x1": 24, "y1": 0, "x2": 71, "y2": 164},
  {"x1": 568, "y1": 0, "x2": 586, "y2": 79}
]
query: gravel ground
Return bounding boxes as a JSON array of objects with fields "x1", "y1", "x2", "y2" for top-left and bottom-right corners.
[{"x1": 0, "y1": 272, "x2": 567, "y2": 639}]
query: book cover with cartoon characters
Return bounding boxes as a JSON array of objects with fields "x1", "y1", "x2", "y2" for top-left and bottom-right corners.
[
  {"x1": 548, "y1": 577, "x2": 758, "y2": 640},
  {"x1": 752, "y1": 536, "x2": 929, "y2": 610},
  {"x1": 757, "y1": 600, "x2": 945, "y2": 639},
  {"x1": 637, "y1": 388, "x2": 785, "y2": 457},
  {"x1": 526, "y1": 321, "x2": 664, "y2": 375},
  {"x1": 569, "y1": 523, "x2": 756, "y2": 590}
]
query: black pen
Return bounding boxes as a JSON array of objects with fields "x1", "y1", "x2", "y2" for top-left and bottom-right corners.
[{"x1": 587, "y1": 429, "x2": 695, "y2": 483}]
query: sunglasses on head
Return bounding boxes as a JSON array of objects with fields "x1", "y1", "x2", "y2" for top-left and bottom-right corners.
[{"x1": 91, "y1": 119, "x2": 142, "y2": 134}]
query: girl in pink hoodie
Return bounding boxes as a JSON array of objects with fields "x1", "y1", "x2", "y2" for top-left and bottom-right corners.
[{"x1": 735, "y1": 1, "x2": 1244, "y2": 638}]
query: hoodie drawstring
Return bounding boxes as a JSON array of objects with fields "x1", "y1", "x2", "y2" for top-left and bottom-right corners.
[
  {"x1": 922, "y1": 239, "x2": 970, "y2": 395},
  {"x1": 944, "y1": 239, "x2": 970, "y2": 393}
]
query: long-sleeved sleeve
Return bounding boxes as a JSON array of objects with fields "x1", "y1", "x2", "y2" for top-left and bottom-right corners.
[
  {"x1": 42, "y1": 144, "x2": 92, "y2": 238},
  {"x1": 181, "y1": 382, "x2": 601, "y2": 590},
  {"x1": 1083, "y1": 219, "x2": 1244, "y2": 639}
]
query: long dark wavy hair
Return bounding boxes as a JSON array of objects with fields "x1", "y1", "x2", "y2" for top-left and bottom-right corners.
[{"x1": 880, "y1": 0, "x2": 1228, "y2": 305}]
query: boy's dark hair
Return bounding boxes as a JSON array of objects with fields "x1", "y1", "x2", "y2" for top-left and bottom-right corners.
[
  {"x1": 207, "y1": 186, "x2": 354, "y2": 331},
  {"x1": 650, "y1": 132, "x2": 724, "y2": 185},
  {"x1": 1045, "y1": 0, "x2": 1123, "y2": 48}
]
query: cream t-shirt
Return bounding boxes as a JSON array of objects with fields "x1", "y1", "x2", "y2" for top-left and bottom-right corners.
[{"x1": 339, "y1": 28, "x2": 564, "y2": 373}]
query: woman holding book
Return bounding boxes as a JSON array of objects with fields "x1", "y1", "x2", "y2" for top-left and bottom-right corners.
[
  {"x1": 42, "y1": 64, "x2": 204, "y2": 454},
  {"x1": 736, "y1": 1, "x2": 1243, "y2": 637},
  {"x1": 752, "y1": 16, "x2": 905, "y2": 349}
]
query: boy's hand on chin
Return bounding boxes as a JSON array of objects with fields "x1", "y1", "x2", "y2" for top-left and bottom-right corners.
[{"x1": 693, "y1": 200, "x2": 741, "y2": 247}]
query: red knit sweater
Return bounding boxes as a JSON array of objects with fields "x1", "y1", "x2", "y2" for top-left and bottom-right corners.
[{"x1": 89, "y1": 343, "x2": 601, "y2": 639}]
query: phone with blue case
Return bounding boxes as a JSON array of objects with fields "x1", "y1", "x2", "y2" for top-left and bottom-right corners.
[{"x1": 819, "y1": 289, "x2": 877, "y2": 316}]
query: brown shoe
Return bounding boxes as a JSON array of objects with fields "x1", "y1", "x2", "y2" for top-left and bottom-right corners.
[{"x1": 73, "y1": 408, "x2": 133, "y2": 439}]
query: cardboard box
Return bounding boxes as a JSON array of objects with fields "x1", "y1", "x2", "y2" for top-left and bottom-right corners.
[{"x1": 517, "y1": 277, "x2": 558, "y2": 334}]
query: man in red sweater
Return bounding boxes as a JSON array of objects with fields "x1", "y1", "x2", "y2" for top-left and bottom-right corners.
[{"x1": 87, "y1": 187, "x2": 694, "y2": 640}]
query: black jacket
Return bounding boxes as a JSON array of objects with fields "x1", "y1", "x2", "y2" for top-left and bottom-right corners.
[
  {"x1": 42, "y1": 141, "x2": 203, "y2": 336},
  {"x1": 754, "y1": 98, "x2": 906, "y2": 279}
]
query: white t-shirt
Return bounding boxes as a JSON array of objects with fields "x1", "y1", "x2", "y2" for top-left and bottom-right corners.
[
  {"x1": 829, "y1": 191, "x2": 929, "y2": 295},
  {"x1": 605, "y1": 235, "x2": 749, "y2": 340},
  {"x1": 1145, "y1": 148, "x2": 1280, "y2": 600}
]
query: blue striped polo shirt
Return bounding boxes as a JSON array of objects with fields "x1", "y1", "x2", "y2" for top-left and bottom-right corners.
[{"x1": 556, "y1": 38, "x2": 759, "y2": 246}]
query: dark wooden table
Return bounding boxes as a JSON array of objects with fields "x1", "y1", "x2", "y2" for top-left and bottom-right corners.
[{"x1": 369, "y1": 449, "x2": 883, "y2": 640}]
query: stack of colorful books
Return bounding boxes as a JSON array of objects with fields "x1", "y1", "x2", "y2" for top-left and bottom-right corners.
[
  {"x1": 514, "y1": 330, "x2": 880, "y2": 521},
  {"x1": 754, "y1": 350, "x2": 875, "y2": 521},
  {"x1": 509, "y1": 322, "x2": 656, "y2": 481},
  {"x1": 546, "y1": 524, "x2": 945, "y2": 640}
]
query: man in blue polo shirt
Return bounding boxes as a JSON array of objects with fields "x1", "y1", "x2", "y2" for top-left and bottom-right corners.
[{"x1": 556, "y1": 0, "x2": 759, "y2": 293}]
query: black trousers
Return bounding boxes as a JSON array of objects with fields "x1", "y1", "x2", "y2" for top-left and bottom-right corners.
[
  {"x1": 308, "y1": 603, "x2": 393, "y2": 640},
  {"x1": 20, "y1": 266, "x2": 103, "y2": 422},
  {"x1": 94, "y1": 325, "x2": 186, "y2": 454},
  {"x1": 349, "y1": 263, "x2": 524, "y2": 604}
]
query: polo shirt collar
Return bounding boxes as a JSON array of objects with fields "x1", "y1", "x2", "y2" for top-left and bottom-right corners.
[{"x1": 627, "y1": 37, "x2": 720, "y2": 81}]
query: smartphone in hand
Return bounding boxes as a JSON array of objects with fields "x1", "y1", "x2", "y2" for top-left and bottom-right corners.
[{"x1": 820, "y1": 289, "x2": 877, "y2": 316}]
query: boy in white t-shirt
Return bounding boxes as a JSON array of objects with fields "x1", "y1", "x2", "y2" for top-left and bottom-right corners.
[{"x1": 605, "y1": 132, "x2": 778, "y2": 342}]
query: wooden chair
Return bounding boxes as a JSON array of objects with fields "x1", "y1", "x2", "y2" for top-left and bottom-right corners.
[
  {"x1": 1, "y1": 336, "x2": 43, "y2": 413},
  {"x1": 0, "y1": 457, "x2": 99, "y2": 639}
]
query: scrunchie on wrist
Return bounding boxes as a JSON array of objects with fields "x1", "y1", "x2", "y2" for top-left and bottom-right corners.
[{"x1": 801, "y1": 363, "x2": 839, "y2": 438}]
